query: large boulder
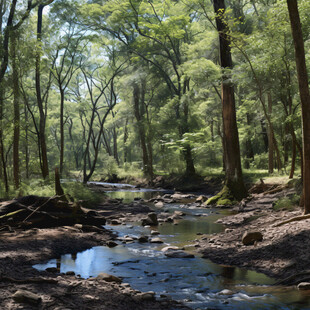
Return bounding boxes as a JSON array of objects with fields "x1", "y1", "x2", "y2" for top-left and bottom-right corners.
[{"x1": 242, "y1": 231, "x2": 263, "y2": 246}]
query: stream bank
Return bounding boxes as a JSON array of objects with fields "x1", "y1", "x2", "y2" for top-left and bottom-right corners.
[{"x1": 1, "y1": 181, "x2": 310, "y2": 309}]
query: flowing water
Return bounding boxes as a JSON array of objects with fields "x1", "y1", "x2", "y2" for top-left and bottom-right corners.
[{"x1": 34, "y1": 183, "x2": 310, "y2": 309}]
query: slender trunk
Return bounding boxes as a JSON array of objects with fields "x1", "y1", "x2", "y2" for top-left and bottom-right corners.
[
  {"x1": 36, "y1": 4, "x2": 49, "y2": 178},
  {"x1": 260, "y1": 119, "x2": 269, "y2": 152},
  {"x1": 123, "y1": 117, "x2": 128, "y2": 163},
  {"x1": 113, "y1": 125, "x2": 119, "y2": 166},
  {"x1": 55, "y1": 167, "x2": 64, "y2": 196},
  {"x1": 11, "y1": 32, "x2": 19, "y2": 188},
  {"x1": 102, "y1": 131, "x2": 112, "y2": 156},
  {"x1": 214, "y1": 0, "x2": 247, "y2": 200},
  {"x1": 133, "y1": 84, "x2": 151, "y2": 178},
  {"x1": 59, "y1": 88, "x2": 64, "y2": 175},
  {"x1": 218, "y1": 120, "x2": 226, "y2": 171},
  {"x1": 24, "y1": 104, "x2": 29, "y2": 179},
  {"x1": 289, "y1": 130, "x2": 296, "y2": 179},
  {"x1": 181, "y1": 79, "x2": 195, "y2": 176},
  {"x1": 267, "y1": 93, "x2": 274, "y2": 174},
  {"x1": 287, "y1": 0, "x2": 310, "y2": 214},
  {"x1": 0, "y1": 84, "x2": 8, "y2": 192},
  {"x1": 244, "y1": 113, "x2": 254, "y2": 169}
]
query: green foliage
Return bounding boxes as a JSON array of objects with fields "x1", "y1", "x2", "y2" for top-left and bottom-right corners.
[
  {"x1": 273, "y1": 195, "x2": 300, "y2": 211},
  {"x1": 0, "y1": 0, "x2": 307, "y2": 193},
  {"x1": 62, "y1": 182, "x2": 102, "y2": 206},
  {"x1": 251, "y1": 153, "x2": 269, "y2": 170}
]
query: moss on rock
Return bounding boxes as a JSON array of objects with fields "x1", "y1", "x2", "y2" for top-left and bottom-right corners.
[{"x1": 205, "y1": 185, "x2": 236, "y2": 206}]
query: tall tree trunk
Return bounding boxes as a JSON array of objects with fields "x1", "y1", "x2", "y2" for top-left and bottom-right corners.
[
  {"x1": 133, "y1": 83, "x2": 153, "y2": 179},
  {"x1": 244, "y1": 113, "x2": 254, "y2": 169},
  {"x1": 181, "y1": 79, "x2": 196, "y2": 176},
  {"x1": 24, "y1": 104, "x2": 29, "y2": 179},
  {"x1": 123, "y1": 117, "x2": 129, "y2": 163},
  {"x1": 35, "y1": 4, "x2": 49, "y2": 179},
  {"x1": 267, "y1": 93, "x2": 274, "y2": 174},
  {"x1": 59, "y1": 88, "x2": 64, "y2": 175},
  {"x1": 287, "y1": 0, "x2": 310, "y2": 214},
  {"x1": 113, "y1": 125, "x2": 119, "y2": 166},
  {"x1": 214, "y1": 0, "x2": 247, "y2": 200},
  {"x1": 0, "y1": 85, "x2": 8, "y2": 192},
  {"x1": 11, "y1": 32, "x2": 19, "y2": 188}
]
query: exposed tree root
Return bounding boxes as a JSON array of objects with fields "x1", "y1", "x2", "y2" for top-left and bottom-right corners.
[{"x1": 274, "y1": 214, "x2": 310, "y2": 227}]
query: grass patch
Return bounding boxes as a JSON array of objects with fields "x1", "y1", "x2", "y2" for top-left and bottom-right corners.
[
  {"x1": 273, "y1": 194, "x2": 300, "y2": 211},
  {"x1": 0, "y1": 179, "x2": 102, "y2": 208}
]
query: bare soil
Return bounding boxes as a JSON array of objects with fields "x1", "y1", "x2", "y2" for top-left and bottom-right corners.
[
  {"x1": 0, "y1": 215, "x2": 188, "y2": 309},
  {"x1": 197, "y1": 187, "x2": 310, "y2": 285},
  {"x1": 2, "y1": 181, "x2": 309, "y2": 309}
]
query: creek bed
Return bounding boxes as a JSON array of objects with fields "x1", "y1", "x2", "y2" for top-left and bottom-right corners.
[{"x1": 34, "y1": 184, "x2": 310, "y2": 309}]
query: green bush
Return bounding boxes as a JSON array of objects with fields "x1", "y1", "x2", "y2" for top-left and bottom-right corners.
[{"x1": 273, "y1": 194, "x2": 300, "y2": 211}]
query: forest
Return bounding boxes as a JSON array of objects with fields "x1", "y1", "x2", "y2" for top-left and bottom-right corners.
[
  {"x1": 1, "y1": 0, "x2": 310, "y2": 309},
  {"x1": 0, "y1": 0, "x2": 308, "y2": 198}
]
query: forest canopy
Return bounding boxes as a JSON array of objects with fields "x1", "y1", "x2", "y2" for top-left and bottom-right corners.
[{"x1": 0, "y1": 0, "x2": 309, "y2": 202}]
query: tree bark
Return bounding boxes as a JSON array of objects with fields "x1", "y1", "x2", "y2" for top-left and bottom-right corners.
[
  {"x1": 11, "y1": 32, "x2": 19, "y2": 188},
  {"x1": 59, "y1": 88, "x2": 64, "y2": 175},
  {"x1": 267, "y1": 93, "x2": 274, "y2": 174},
  {"x1": 0, "y1": 84, "x2": 8, "y2": 192},
  {"x1": 133, "y1": 83, "x2": 153, "y2": 179},
  {"x1": 35, "y1": 4, "x2": 49, "y2": 179},
  {"x1": 287, "y1": 0, "x2": 310, "y2": 214},
  {"x1": 214, "y1": 0, "x2": 247, "y2": 200}
]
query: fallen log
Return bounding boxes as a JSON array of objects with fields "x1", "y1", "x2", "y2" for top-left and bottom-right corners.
[{"x1": 274, "y1": 214, "x2": 310, "y2": 227}]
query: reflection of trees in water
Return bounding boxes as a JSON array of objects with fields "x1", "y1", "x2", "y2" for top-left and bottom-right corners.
[
  {"x1": 57, "y1": 258, "x2": 61, "y2": 270},
  {"x1": 221, "y1": 265, "x2": 235, "y2": 279}
]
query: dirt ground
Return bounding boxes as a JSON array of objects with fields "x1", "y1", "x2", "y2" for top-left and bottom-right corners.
[
  {"x1": 197, "y1": 187, "x2": 310, "y2": 285},
  {"x1": 1, "y1": 181, "x2": 310, "y2": 309},
  {"x1": 0, "y1": 217, "x2": 189, "y2": 309}
]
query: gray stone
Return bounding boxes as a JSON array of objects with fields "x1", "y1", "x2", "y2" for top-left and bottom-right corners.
[
  {"x1": 151, "y1": 230, "x2": 160, "y2": 235},
  {"x1": 138, "y1": 235, "x2": 149, "y2": 243},
  {"x1": 142, "y1": 212, "x2": 158, "y2": 226},
  {"x1": 150, "y1": 237, "x2": 164, "y2": 243},
  {"x1": 154, "y1": 201, "x2": 164, "y2": 208},
  {"x1": 164, "y1": 250, "x2": 195, "y2": 258},
  {"x1": 45, "y1": 267, "x2": 59, "y2": 273},
  {"x1": 218, "y1": 289, "x2": 234, "y2": 295},
  {"x1": 298, "y1": 282, "x2": 310, "y2": 290},
  {"x1": 12, "y1": 290, "x2": 42, "y2": 305},
  {"x1": 107, "y1": 240, "x2": 118, "y2": 247},
  {"x1": 95, "y1": 273, "x2": 122, "y2": 283},
  {"x1": 161, "y1": 246, "x2": 180, "y2": 252},
  {"x1": 134, "y1": 291, "x2": 156, "y2": 301},
  {"x1": 111, "y1": 219, "x2": 121, "y2": 225},
  {"x1": 196, "y1": 195, "x2": 208, "y2": 203},
  {"x1": 242, "y1": 231, "x2": 263, "y2": 246},
  {"x1": 173, "y1": 210, "x2": 185, "y2": 216}
]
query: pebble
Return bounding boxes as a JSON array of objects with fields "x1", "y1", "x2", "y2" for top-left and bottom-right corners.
[{"x1": 12, "y1": 290, "x2": 41, "y2": 305}]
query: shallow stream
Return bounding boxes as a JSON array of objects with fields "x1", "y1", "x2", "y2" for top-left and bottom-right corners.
[{"x1": 34, "y1": 183, "x2": 310, "y2": 309}]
